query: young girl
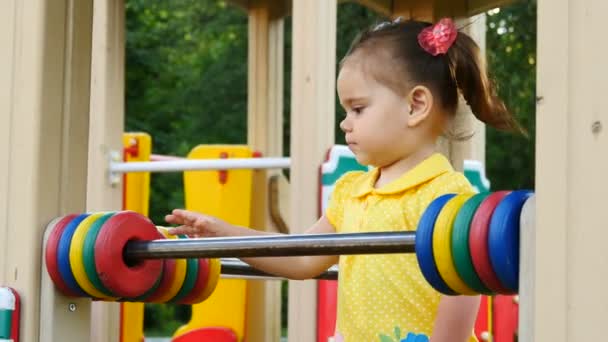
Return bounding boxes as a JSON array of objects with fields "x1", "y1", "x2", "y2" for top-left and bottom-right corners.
[{"x1": 166, "y1": 18, "x2": 520, "y2": 342}]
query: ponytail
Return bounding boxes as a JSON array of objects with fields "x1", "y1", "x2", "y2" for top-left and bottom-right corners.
[{"x1": 447, "y1": 34, "x2": 524, "y2": 133}]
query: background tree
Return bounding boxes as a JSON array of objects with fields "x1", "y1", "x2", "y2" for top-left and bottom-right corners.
[{"x1": 486, "y1": 1, "x2": 537, "y2": 190}]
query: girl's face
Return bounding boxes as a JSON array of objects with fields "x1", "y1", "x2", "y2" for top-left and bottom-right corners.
[{"x1": 337, "y1": 61, "x2": 414, "y2": 167}]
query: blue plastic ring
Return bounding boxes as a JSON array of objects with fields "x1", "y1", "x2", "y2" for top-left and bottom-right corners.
[
  {"x1": 57, "y1": 213, "x2": 90, "y2": 297},
  {"x1": 488, "y1": 190, "x2": 533, "y2": 293},
  {"x1": 415, "y1": 194, "x2": 457, "y2": 295}
]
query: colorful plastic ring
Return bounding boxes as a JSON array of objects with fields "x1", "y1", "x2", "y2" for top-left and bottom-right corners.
[
  {"x1": 45, "y1": 215, "x2": 80, "y2": 297},
  {"x1": 433, "y1": 193, "x2": 476, "y2": 295},
  {"x1": 169, "y1": 255, "x2": 199, "y2": 303},
  {"x1": 69, "y1": 212, "x2": 116, "y2": 300},
  {"x1": 451, "y1": 192, "x2": 492, "y2": 294},
  {"x1": 83, "y1": 212, "x2": 117, "y2": 297},
  {"x1": 196, "y1": 258, "x2": 221, "y2": 303},
  {"x1": 177, "y1": 258, "x2": 210, "y2": 304},
  {"x1": 469, "y1": 191, "x2": 510, "y2": 293},
  {"x1": 488, "y1": 190, "x2": 533, "y2": 293},
  {"x1": 150, "y1": 228, "x2": 187, "y2": 303},
  {"x1": 57, "y1": 214, "x2": 91, "y2": 297},
  {"x1": 95, "y1": 211, "x2": 163, "y2": 298},
  {"x1": 143, "y1": 257, "x2": 177, "y2": 303},
  {"x1": 415, "y1": 194, "x2": 457, "y2": 295},
  {"x1": 131, "y1": 268, "x2": 164, "y2": 302}
]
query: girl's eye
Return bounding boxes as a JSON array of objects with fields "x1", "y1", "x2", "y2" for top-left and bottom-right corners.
[{"x1": 352, "y1": 107, "x2": 364, "y2": 115}]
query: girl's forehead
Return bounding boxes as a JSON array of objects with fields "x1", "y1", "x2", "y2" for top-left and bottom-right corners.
[
  {"x1": 337, "y1": 61, "x2": 376, "y2": 94},
  {"x1": 338, "y1": 51, "x2": 409, "y2": 98}
]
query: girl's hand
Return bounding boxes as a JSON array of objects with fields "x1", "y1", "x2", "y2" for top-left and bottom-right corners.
[{"x1": 165, "y1": 209, "x2": 234, "y2": 238}]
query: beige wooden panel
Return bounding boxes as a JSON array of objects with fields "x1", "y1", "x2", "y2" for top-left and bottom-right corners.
[
  {"x1": 0, "y1": 0, "x2": 93, "y2": 341},
  {"x1": 40, "y1": 2, "x2": 95, "y2": 340},
  {"x1": 391, "y1": 0, "x2": 513, "y2": 20},
  {"x1": 348, "y1": 0, "x2": 392, "y2": 16},
  {"x1": 289, "y1": 1, "x2": 337, "y2": 341},
  {"x1": 530, "y1": 0, "x2": 568, "y2": 341},
  {"x1": 532, "y1": 0, "x2": 608, "y2": 341},
  {"x1": 466, "y1": 0, "x2": 514, "y2": 16},
  {"x1": 558, "y1": 0, "x2": 608, "y2": 340},
  {"x1": 0, "y1": 0, "x2": 16, "y2": 281},
  {"x1": 88, "y1": 0, "x2": 125, "y2": 341},
  {"x1": 246, "y1": 1, "x2": 286, "y2": 341},
  {"x1": 248, "y1": 0, "x2": 285, "y2": 158},
  {"x1": 518, "y1": 196, "x2": 535, "y2": 342}
]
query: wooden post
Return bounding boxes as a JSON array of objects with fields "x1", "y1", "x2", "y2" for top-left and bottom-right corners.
[
  {"x1": 289, "y1": 1, "x2": 337, "y2": 340},
  {"x1": 0, "y1": 0, "x2": 93, "y2": 341},
  {"x1": 392, "y1": 1, "x2": 434, "y2": 21},
  {"x1": 88, "y1": 0, "x2": 125, "y2": 341},
  {"x1": 518, "y1": 195, "x2": 535, "y2": 342},
  {"x1": 246, "y1": 1, "x2": 287, "y2": 341},
  {"x1": 524, "y1": 0, "x2": 608, "y2": 340}
]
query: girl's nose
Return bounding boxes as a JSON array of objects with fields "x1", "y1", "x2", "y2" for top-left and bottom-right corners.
[{"x1": 339, "y1": 116, "x2": 352, "y2": 133}]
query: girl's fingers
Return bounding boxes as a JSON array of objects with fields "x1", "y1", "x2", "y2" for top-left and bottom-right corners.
[
  {"x1": 165, "y1": 214, "x2": 181, "y2": 224},
  {"x1": 168, "y1": 225, "x2": 194, "y2": 236},
  {"x1": 166, "y1": 209, "x2": 215, "y2": 237},
  {"x1": 172, "y1": 209, "x2": 204, "y2": 227}
]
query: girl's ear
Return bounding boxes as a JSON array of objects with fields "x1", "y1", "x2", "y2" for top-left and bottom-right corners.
[{"x1": 406, "y1": 86, "x2": 433, "y2": 127}]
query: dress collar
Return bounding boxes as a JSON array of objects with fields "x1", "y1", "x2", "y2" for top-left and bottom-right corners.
[{"x1": 351, "y1": 153, "x2": 453, "y2": 198}]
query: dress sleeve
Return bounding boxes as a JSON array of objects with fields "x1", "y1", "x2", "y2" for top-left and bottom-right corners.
[
  {"x1": 449, "y1": 172, "x2": 475, "y2": 194},
  {"x1": 325, "y1": 171, "x2": 363, "y2": 231},
  {"x1": 432, "y1": 171, "x2": 475, "y2": 197}
]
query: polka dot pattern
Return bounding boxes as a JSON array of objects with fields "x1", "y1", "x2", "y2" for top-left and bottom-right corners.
[{"x1": 325, "y1": 154, "x2": 478, "y2": 341}]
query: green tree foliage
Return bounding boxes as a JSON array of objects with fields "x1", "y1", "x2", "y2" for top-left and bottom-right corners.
[
  {"x1": 486, "y1": 1, "x2": 536, "y2": 190},
  {"x1": 126, "y1": 0, "x2": 248, "y2": 225}
]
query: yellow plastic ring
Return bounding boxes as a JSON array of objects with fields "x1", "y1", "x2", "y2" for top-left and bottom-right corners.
[
  {"x1": 153, "y1": 227, "x2": 187, "y2": 303},
  {"x1": 193, "y1": 258, "x2": 221, "y2": 303},
  {"x1": 433, "y1": 193, "x2": 477, "y2": 295},
  {"x1": 69, "y1": 212, "x2": 117, "y2": 300}
]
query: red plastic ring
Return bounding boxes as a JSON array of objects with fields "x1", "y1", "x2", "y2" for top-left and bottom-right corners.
[
  {"x1": 94, "y1": 211, "x2": 163, "y2": 298},
  {"x1": 177, "y1": 259, "x2": 211, "y2": 305},
  {"x1": 469, "y1": 191, "x2": 510, "y2": 293},
  {"x1": 45, "y1": 215, "x2": 79, "y2": 297},
  {"x1": 144, "y1": 244, "x2": 177, "y2": 303}
]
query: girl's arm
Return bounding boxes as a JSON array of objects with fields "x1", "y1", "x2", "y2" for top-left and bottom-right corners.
[
  {"x1": 165, "y1": 209, "x2": 339, "y2": 280},
  {"x1": 430, "y1": 295, "x2": 481, "y2": 342}
]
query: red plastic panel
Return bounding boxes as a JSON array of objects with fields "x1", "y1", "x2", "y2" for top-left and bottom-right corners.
[{"x1": 172, "y1": 327, "x2": 237, "y2": 342}]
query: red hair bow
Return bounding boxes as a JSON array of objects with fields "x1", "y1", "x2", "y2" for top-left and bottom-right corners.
[{"x1": 417, "y1": 18, "x2": 458, "y2": 56}]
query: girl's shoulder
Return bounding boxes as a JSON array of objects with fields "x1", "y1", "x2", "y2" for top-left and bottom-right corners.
[
  {"x1": 329, "y1": 170, "x2": 370, "y2": 202},
  {"x1": 334, "y1": 170, "x2": 368, "y2": 187},
  {"x1": 424, "y1": 170, "x2": 474, "y2": 195}
]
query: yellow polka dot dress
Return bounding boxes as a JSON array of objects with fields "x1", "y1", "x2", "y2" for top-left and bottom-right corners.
[{"x1": 326, "y1": 154, "x2": 478, "y2": 342}]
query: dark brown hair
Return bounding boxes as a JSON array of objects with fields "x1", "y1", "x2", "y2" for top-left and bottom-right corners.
[{"x1": 341, "y1": 19, "x2": 523, "y2": 133}]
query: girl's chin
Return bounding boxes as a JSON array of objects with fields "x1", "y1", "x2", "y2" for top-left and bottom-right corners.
[{"x1": 353, "y1": 154, "x2": 371, "y2": 166}]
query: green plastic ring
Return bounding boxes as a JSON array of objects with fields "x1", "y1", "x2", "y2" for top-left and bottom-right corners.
[{"x1": 451, "y1": 192, "x2": 493, "y2": 294}]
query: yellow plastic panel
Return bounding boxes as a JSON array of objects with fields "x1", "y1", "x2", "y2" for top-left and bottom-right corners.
[
  {"x1": 121, "y1": 132, "x2": 151, "y2": 342},
  {"x1": 174, "y1": 145, "x2": 254, "y2": 341}
]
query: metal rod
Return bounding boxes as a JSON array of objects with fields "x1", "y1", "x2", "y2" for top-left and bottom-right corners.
[
  {"x1": 125, "y1": 232, "x2": 416, "y2": 260},
  {"x1": 150, "y1": 154, "x2": 185, "y2": 161},
  {"x1": 110, "y1": 157, "x2": 291, "y2": 173},
  {"x1": 220, "y1": 258, "x2": 338, "y2": 280}
]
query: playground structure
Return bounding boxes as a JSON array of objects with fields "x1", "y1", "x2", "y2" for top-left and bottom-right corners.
[
  {"x1": 1, "y1": 1, "x2": 606, "y2": 342},
  {"x1": 41, "y1": 136, "x2": 524, "y2": 342},
  {"x1": 118, "y1": 138, "x2": 514, "y2": 341}
]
